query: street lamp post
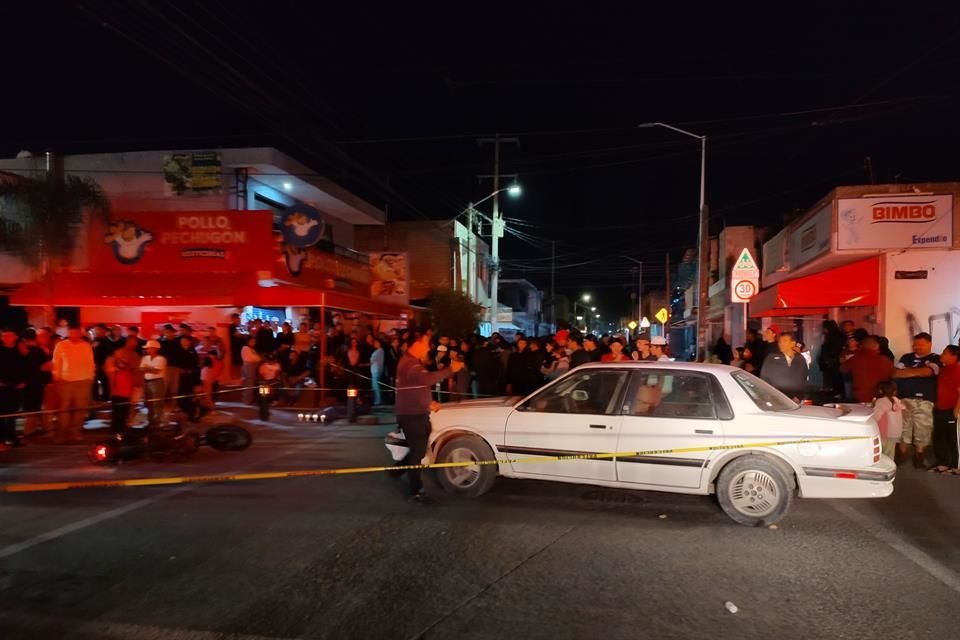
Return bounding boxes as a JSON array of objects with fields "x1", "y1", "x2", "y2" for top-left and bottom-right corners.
[
  {"x1": 461, "y1": 182, "x2": 522, "y2": 337},
  {"x1": 639, "y1": 121, "x2": 708, "y2": 361}
]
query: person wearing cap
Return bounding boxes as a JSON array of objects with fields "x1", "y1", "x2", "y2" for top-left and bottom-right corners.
[
  {"x1": 140, "y1": 340, "x2": 168, "y2": 426},
  {"x1": 583, "y1": 336, "x2": 602, "y2": 363},
  {"x1": 52, "y1": 324, "x2": 96, "y2": 443},
  {"x1": 650, "y1": 336, "x2": 672, "y2": 362}
]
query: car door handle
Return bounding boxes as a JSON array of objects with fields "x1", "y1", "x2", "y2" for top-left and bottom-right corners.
[
  {"x1": 695, "y1": 429, "x2": 714, "y2": 434},
  {"x1": 589, "y1": 424, "x2": 609, "y2": 429}
]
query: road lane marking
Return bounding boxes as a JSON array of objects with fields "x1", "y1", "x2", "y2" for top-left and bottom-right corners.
[
  {"x1": 0, "y1": 488, "x2": 192, "y2": 560},
  {"x1": 831, "y1": 501, "x2": 960, "y2": 595},
  {"x1": 0, "y1": 610, "x2": 297, "y2": 640},
  {"x1": 0, "y1": 443, "x2": 316, "y2": 560}
]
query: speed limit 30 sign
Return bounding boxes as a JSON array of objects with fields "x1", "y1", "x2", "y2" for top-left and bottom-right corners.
[
  {"x1": 730, "y1": 248, "x2": 759, "y2": 304},
  {"x1": 732, "y1": 279, "x2": 757, "y2": 302}
]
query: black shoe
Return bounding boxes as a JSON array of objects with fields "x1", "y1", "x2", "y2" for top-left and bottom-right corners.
[{"x1": 408, "y1": 492, "x2": 433, "y2": 505}]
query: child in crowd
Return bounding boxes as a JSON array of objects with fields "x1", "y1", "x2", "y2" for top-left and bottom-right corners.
[{"x1": 872, "y1": 380, "x2": 904, "y2": 460}]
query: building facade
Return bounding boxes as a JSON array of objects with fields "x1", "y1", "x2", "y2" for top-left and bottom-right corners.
[
  {"x1": 752, "y1": 181, "x2": 960, "y2": 361},
  {"x1": 0, "y1": 147, "x2": 408, "y2": 380}
]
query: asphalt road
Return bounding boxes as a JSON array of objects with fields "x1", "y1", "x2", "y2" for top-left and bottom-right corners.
[{"x1": 2, "y1": 407, "x2": 960, "y2": 640}]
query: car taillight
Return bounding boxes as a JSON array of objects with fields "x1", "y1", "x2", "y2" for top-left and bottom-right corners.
[
  {"x1": 94, "y1": 445, "x2": 109, "y2": 461},
  {"x1": 872, "y1": 436, "x2": 881, "y2": 463}
]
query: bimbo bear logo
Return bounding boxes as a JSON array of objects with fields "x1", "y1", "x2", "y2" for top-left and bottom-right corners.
[{"x1": 104, "y1": 220, "x2": 153, "y2": 264}]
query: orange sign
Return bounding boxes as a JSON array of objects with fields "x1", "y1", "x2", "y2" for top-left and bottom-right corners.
[{"x1": 90, "y1": 210, "x2": 275, "y2": 273}]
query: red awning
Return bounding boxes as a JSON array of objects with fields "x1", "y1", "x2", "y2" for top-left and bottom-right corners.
[
  {"x1": 11, "y1": 273, "x2": 410, "y2": 318},
  {"x1": 750, "y1": 257, "x2": 880, "y2": 318},
  {"x1": 10, "y1": 272, "x2": 244, "y2": 307}
]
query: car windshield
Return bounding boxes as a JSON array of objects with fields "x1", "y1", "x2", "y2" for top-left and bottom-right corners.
[{"x1": 731, "y1": 370, "x2": 800, "y2": 412}]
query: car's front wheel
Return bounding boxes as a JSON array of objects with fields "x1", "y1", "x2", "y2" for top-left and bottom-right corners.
[
  {"x1": 716, "y1": 455, "x2": 794, "y2": 526},
  {"x1": 435, "y1": 436, "x2": 497, "y2": 498}
]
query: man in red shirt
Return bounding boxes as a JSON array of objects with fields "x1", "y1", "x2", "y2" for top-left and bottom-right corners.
[
  {"x1": 840, "y1": 336, "x2": 895, "y2": 403},
  {"x1": 932, "y1": 345, "x2": 960, "y2": 472}
]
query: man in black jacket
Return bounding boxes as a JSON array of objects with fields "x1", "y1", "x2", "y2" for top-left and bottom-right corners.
[
  {"x1": 568, "y1": 336, "x2": 591, "y2": 369},
  {"x1": 0, "y1": 328, "x2": 26, "y2": 448},
  {"x1": 760, "y1": 332, "x2": 809, "y2": 401}
]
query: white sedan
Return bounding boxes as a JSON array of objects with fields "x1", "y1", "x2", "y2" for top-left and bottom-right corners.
[{"x1": 427, "y1": 361, "x2": 894, "y2": 526}]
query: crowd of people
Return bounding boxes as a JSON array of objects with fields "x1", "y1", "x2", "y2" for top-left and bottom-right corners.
[
  {"x1": 3, "y1": 314, "x2": 958, "y2": 477},
  {"x1": 0, "y1": 321, "x2": 230, "y2": 450},
  {"x1": 719, "y1": 320, "x2": 960, "y2": 475}
]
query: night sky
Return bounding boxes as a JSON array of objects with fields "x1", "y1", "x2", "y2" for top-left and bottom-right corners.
[{"x1": 5, "y1": 2, "x2": 960, "y2": 318}]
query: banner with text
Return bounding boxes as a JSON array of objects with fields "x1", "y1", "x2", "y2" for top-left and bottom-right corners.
[
  {"x1": 838, "y1": 194, "x2": 954, "y2": 250},
  {"x1": 91, "y1": 210, "x2": 275, "y2": 272}
]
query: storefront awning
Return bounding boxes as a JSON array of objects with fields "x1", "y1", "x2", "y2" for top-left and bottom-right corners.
[
  {"x1": 12, "y1": 273, "x2": 410, "y2": 318},
  {"x1": 750, "y1": 257, "x2": 879, "y2": 318},
  {"x1": 10, "y1": 272, "x2": 243, "y2": 307}
]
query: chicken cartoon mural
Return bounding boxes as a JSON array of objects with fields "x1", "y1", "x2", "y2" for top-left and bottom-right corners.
[
  {"x1": 103, "y1": 220, "x2": 153, "y2": 265},
  {"x1": 280, "y1": 203, "x2": 324, "y2": 248}
]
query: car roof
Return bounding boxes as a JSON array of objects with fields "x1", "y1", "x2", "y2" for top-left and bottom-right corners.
[{"x1": 575, "y1": 361, "x2": 741, "y2": 374}]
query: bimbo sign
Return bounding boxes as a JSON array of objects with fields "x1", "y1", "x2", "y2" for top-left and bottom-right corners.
[{"x1": 837, "y1": 194, "x2": 953, "y2": 250}]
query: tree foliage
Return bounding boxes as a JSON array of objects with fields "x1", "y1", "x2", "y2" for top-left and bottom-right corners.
[
  {"x1": 426, "y1": 288, "x2": 482, "y2": 337},
  {"x1": 0, "y1": 173, "x2": 110, "y2": 269}
]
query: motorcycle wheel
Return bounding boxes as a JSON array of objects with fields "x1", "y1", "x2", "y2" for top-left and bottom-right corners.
[
  {"x1": 177, "y1": 432, "x2": 201, "y2": 457},
  {"x1": 206, "y1": 425, "x2": 253, "y2": 451}
]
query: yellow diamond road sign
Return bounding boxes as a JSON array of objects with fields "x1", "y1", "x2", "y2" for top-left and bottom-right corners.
[{"x1": 655, "y1": 307, "x2": 669, "y2": 324}]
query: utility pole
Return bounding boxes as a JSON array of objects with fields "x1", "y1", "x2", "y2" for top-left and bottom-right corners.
[
  {"x1": 638, "y1": 122, "x2": 707, "y2": 360},
  {"x1": 478, "y1": 134, "x2": 519, "y2": 335},
  {"x1": 637, "y1": 262, "x2": 643, "y2": 331},
  {"x1": 665, "y1": 252, "x2": 671, "y2": 339},
  {"x1": 550, "y1": 240, "x2": 556, "y2": 332},
  {"x1": 695, "y1": 137, "x2": 709, "y2": 362},
  {"x1": 468, "y1": 202, "x2": 479, "y2": 301}
]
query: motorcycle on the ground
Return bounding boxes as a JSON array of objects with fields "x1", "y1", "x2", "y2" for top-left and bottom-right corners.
[{"x1": 88, "y1": 411, "x2": 253, "y2": 465}]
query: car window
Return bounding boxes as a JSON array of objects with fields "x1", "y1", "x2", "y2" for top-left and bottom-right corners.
[
  {"x1": 520, "y1": 369, "x2": 628, "y2": 415},
  {"x1": 623, "y1": 371, "x2": 717, "y2": 420},
  {"x1": 731, "y1": 370, "x2": 799, "y2": 412}
]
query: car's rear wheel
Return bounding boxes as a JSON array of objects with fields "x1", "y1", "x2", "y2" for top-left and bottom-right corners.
[
  {"x1": 716, "y1": 456, "x2": 793, "y2": 526},
  {"x1": 435, "y1": 436, "x2": 497, "y2": 498}
]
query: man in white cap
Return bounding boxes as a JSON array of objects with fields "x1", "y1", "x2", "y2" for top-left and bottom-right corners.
[
  {"x1": 140, "y1": 340, "x2": 168, "y2": 426},
  {"x1": 650, "y1": 336, "x2": 672, "y2": 362}
]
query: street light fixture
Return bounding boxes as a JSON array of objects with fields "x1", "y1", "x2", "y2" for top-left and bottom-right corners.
[
  {"x1": 638, "y1": 121, "x2": 707, "y2": 361},
  {"x1": 460, "y1": 182, "x2": 523, "y2": 337}
]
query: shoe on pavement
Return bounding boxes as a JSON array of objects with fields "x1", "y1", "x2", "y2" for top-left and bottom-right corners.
[{"x1": 408, "y1": 492, "x2": 434, "y2": 505}]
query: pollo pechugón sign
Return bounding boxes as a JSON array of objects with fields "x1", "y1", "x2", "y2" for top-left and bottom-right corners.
[{"x1": 91, "y1": 211, "x2": 275, "y2": 272}]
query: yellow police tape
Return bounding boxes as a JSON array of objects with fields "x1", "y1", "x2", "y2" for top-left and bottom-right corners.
[{"x1": 0, "y1": 436, "x2": 873, "y2": 494}]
